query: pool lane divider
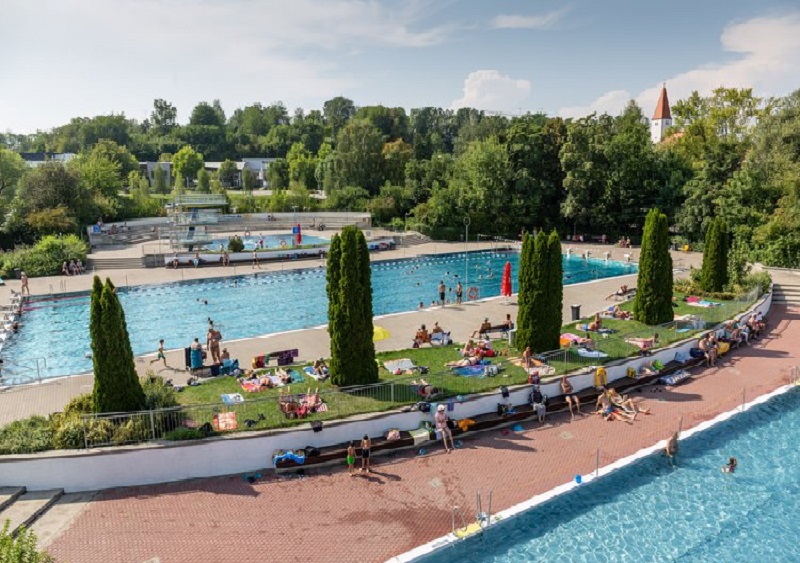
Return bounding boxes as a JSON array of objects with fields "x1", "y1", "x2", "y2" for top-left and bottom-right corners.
[{"x1": 388, "y1": 382, "x2": 797, "y2": 563}]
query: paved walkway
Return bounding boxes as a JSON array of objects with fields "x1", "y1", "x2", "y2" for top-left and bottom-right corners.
[
  {"x1": 0, "y1": 241, "x2": 683, "y2": 424},
  {"x1": 43, "y1": 305, "x2": 798, "y2": 562}
]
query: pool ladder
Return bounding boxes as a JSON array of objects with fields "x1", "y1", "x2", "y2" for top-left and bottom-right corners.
[{"x1": 451, "y1": 490, "x2": 493, "y2": 540}]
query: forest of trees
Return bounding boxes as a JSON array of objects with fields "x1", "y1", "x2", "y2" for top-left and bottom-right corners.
[{"x1": 1, "y1": 87, "x2": 800, "y2": 266}]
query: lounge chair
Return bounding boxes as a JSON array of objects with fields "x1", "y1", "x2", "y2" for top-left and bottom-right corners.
[{"x1": 429, "y1": 331, "x2": 452, "y2": 346}]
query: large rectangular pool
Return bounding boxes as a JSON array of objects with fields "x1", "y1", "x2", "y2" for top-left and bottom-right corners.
[{"x1": 3, "y1": 251, "x2": 636, "y2": 380}]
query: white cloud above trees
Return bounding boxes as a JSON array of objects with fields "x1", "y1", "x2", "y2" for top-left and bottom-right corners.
[{"x1": 452, "y1": 70, "x2": 532, "y2": 113}]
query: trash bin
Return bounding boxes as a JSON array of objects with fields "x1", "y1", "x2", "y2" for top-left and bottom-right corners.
[
  {"x1": 13, "y1": 268, "x2": 21, "y2": 280},
  {"x1": 571, "y1": 304, "x2": 581, "y2": 321},
  {"x1": 508, "y1": 328, "x2": 517, "y2": 348}
]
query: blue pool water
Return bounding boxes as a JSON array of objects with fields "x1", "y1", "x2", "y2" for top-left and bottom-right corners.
[
  {"x1": 422, "y1": 388, "x2": 800, "y2": 563},
  {"x1": 203, "y1": 234, "x2": 328, "y2": 251},
  {"x1": 3, "y1": 252, "x2": 635, "y2": 380}
]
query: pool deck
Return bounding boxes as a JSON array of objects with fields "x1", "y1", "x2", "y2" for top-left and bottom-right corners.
[
  {"x1": 0, "y1": 240, "x2": 656, "y2": 425},
  {"x1": 39, "y1": 303, "x2": 799, "y2": 563}
]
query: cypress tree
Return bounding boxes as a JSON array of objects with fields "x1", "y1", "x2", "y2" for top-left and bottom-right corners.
[
  {"x1": 633, "y1": 208, "x2": 674, "y2": 325},
  {"x1": 515, "y1": 233, "x2": 535, "y2": 352},
  {"x1": 92, "y1": 278, "x2": 145, "y2": 413},
  {"x1": 327, "y1": 226, "x2": 378, "y2": 386},
  {"x1": 700, "y1": 218, "x2": 729, "y2": 293},
  {"x1": 544, "y1": 230, "x2": 563, "y2": 351}
]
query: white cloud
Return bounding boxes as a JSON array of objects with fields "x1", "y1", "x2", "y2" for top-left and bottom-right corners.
[
  {"x1": 451, "y1": 70, "x2": 532, "y2": 113},
  {"x1": 558, "y1": 13, "x2": 800, "y2": 119},
  {"x1": 491, "y1": 9, "x2": 568, "y2": 30}
]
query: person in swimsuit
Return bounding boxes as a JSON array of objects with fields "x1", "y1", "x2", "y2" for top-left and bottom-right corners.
[
  {"x1": 207, "y1": 325, "x2": 223, "y2": 364},
  {"x1": 666, "y1": 431, "x2": 679, "y2": 464},
  {"x1": 347, "y1": 442, "x2": 356, "y2": 476},
  {"x1": 20, "y1": 271, "x2": 30, "y2": 295},
  {"x1": 435, "y1": 404, "x2": 454, "y2": 453},
  {"x1": 455, "y1": 281, "x2": 463, "y2": 305},
  {"x1": 522, "y1": 346, "x2": 533, "y2": 370},
  {"x1": 722, "y1": 457, "x2": 737, "y2": 473},
  {"x1": 149, "y1": 339, "x2": 168, "y2": 368},
  {"x1": 560, "y1": 376, "x2": 585, "y2": 420},
  {"x1": 361, "y1": 434, "x2": 372, "y2": 472},
  {"x1": 438, "y1": 280, "x2": 446, "y2": 307}
]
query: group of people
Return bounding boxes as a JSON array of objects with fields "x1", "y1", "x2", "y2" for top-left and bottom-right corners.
[
  {"x1": 413, "y1": 322, "x2": 446, "y2": 347},
  {"x1": 471, "y1": 313, "x2": 513, "y2": 339},
  {"x1": 346, "y1": 434, "x2": 374, "y2": 475},
  {"x1": 617, "y1": 237, "x2": 632, "y2": 248},
  {"x1": 61, "y1": 259, "x2": 85, "y2": 276},
  {"x1": 595, "y1": 386, "x2": 650, "y2": 423},
  {"x1": 445, "y1": 339, "x2": 500, "y2": 367}
]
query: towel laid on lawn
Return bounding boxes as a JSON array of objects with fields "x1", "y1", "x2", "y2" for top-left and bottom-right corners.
[
  {"x1": 303, "y1": 366, "x2": 329, "y2": 381},
  {"x1": 221, "y1": 393, "x2": 245, "y2": 405},
  {"x1": 576, "y1": 348, "x2": 608, "y2": 358},
  {"x1": 383, "y1": 358, "x2": 416, "y2": 372}
]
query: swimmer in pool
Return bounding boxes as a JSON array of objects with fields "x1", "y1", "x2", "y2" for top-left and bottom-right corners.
[{"x1": 722, "y1": 457, "x2": 737, "y2": 473}]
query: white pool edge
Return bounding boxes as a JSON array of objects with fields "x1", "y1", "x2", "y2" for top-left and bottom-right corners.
[{"x1": 387, "y1": 382, "x2": 796, "y2": 563}]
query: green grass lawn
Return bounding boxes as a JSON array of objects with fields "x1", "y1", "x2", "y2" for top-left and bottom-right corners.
[{"x1": 167, "y1": 291, "x2": 758, "y2": 437}]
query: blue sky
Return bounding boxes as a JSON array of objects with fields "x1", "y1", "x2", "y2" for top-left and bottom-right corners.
[{"x1": 2, "y1": 0, "x2": 800, "y2": 133}]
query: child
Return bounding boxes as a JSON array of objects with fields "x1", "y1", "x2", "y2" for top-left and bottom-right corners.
[
  {"x1": 150, "y1": 339, "x2": 167, "y2": 368},
  {"x1": 361, "y1": 434, "x2": 372, "y2": 473},
  {"x1": 722, "y1": 457, "x2": 737, "y2": 473},
  {"x1": 347, "y1": 442, "x2": 356, "y2": 476}
]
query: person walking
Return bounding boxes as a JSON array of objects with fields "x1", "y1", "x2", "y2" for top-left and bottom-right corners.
[
  {"x1": 150, "y1": 339, "x2": 168, "y2": 369},
  {"x1": 20, "y1": 271, "x2": 30, "y2": 295},
  {"x1": 252, "y1": 249, "x2": 260, "y2": 269}
]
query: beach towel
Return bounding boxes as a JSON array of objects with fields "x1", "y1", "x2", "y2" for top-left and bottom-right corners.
[
  {"x1": 576, "y1": 348, "x2": 608, "y2": 358},
  {"x1": 659, "y1": 370, "x2": 691, "y2": 386},
  {"x1": 686, "y1": 299, "x2": 721, "y2": 308},
  {"x1": 213, "y1": 411, "x2": 238, "y2": 431},
  {"x1": 221, "y1": 393, "x2": 245, "y2": 405},
  {"x1": 288, "y1": 369, "x2": 304, "y2": 383},
  {"x1": 303, "y1": 366, "x2": 329, "y2": 381},
  {"x1": 454, "y1": 365, "x2": 486, "y2": 377},
  {"x1": 383, "y1": 358, "x2": 416, "y2": 372},
  {"x1": 240, "y1": 381, "x2": 263, "y2": 393}
]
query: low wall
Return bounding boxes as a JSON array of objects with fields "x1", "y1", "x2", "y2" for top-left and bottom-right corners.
[{"x1": 0, "y1": 291, "x2": 772, "y2": 492}]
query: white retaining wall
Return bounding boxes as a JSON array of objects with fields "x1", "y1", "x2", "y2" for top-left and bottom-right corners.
[{"x1": 0, "y1": 292, "x2": 772, "y2": 492}]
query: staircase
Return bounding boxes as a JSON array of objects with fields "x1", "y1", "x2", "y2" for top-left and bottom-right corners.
[
  {"x1": 395, "y1": 233, "x2": 431, "y2": 248},
  {"x1": 86, "y1": 256, "x2": 145, "y2": 271},
  {"x1": 0, "y1": 487, "x2": 63, "y2": 537},
  {"x1": 773, "y1": 282, "x2": 800, "y2": 306}
]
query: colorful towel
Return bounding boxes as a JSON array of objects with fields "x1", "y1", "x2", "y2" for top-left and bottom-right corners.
[
  {"x1": 221, "y1": 393, "x2": 245, "y2": 405},
  {"x1": 303, "y1": 366, "x2": 329, "y2": 381},
  {"x1": 409, "y1": 427, "x2": 432, "y2": 445},
  {"x1": 240, "y1": 381, "x2": 263, "y2": 393},
  {"x1": 454, "y1": 365, "x2": 486, "y2": 377},
  {"x1": 576, "y1": 348, "x2": 608, "y2": 358}
]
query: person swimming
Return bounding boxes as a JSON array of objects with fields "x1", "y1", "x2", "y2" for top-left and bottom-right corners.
[{"x1": 722, "y1": 457, "x2": 737, "y2": 473}]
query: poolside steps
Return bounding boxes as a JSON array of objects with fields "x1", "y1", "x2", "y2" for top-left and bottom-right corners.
[
  {"x1": 0, "y1": 486, "x2": 26, "y2": 513},
  {"x1": 0, "y1": 488, "x2": 63, "y2": 536},
  {"x1": 29, "y1": 491, "x2": 98, "y2": 548},
  {"x1": 395, "y1": 233, "x2": 431, "y2": 248},
  {"x1": 86, "y1": 256, "x2": 145, "y2": 271},
  {"x1": 772, "y1": 283, "x2": 800, "y2": 305}
]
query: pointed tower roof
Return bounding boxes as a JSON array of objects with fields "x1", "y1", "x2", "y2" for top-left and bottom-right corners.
[{"x1": 653, "y1": 85, "x2": 671, "y2": 120}]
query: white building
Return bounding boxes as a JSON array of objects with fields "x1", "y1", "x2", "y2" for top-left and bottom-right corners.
[
  {"x1": 650, "y1": 85, "x2": 673, "y2": 143},
  {"x1": 19, "y1": 152, "x2": 77, "y2": 168}
]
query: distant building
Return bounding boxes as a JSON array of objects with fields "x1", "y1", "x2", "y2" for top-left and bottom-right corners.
[
  {"x1": 650, "y1": 84, "x2": 672, "y2": 144},
  {"x1": 204, "y1": 157, "x2": 279, "y2": 188},
  {"x1": 19, "y1": 152, "x2": 77, "y2": 168},
  {"x1": 139, "y1": 162, "x2": 173, "y2": 187}
]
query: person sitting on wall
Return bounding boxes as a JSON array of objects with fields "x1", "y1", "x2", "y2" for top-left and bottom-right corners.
[
  {"x1": 414, "y1": 324, "x2": 430, "y2": 347},
  {"x1": 471, "y1": 318, "x2": 492, "y2": 339}
]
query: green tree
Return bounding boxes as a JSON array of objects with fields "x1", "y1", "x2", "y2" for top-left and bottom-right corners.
[
  {"x1": 0, "y1": 520, "x2": 53, "y2": 562},
  {"x1": 326, "y1": 226, "x2": 378, "y2": 386},
  {"x1": 266, "y1": 159, "x2": 289, "y2": 190},
  {"x1": 151, "y1": 98, "x2": 178, "y2": 136},
  {"x1": 323, "y1": 96, "x2": 356, "y2": 139},
  {"x1": 172, "y1": 145, "x2": 204, "y2": 183},
  {"x1": 0, "y1": 148, "x2": 27, "y2": 201},
  {"x1": 382, "y1": 139, "x2": 413, "y2": 186},
  {"x1": 545, "y1": 230, "x2": 563, "y2": 351},
  {"x1": 700, "y1": 217, "x2": 729, "y2": 292},
  {"x1": 633, "y1": 209, "x2": 674, "y2": 325},
  {"x1": 242, "y1": 168, "x2": 256, "y2": 191},
  {"x1": 153, "y1": 163, "x2": 168, "y2": 194},
  {"x1": 189, "y1": 101, "x2": 225, "y2": 127},
  {"x1": 286, "y1": 142, "x2": 318, "y2": 189},
  {"x1": 218, "y1": 159, "x2": 238, "y2": 187},
  {"x1": 196, "y1": 167, "x2": 210, "y2": 193},
  {"x1": 70, "y1": 152, "x2": 121, "y2": 198},
  {"x1": 89, "y1": 139, "x2": 139, "y2": 179},
  {"x1": 515, "y1": 231, "x2": 551, "y2": 352},
  {"x1": 91, "y1": 277, "x2": 145, "y2": 413},
  {"x1": 172, "y1": 172, "x2": 185, "y2": 196},
  {"x1": 335, "y1": 121, "x2": 386, "y2": 193}
]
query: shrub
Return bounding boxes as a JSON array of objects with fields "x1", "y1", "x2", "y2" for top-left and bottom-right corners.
[
  {"x1": 63, "y1": 393, "x2": 93, "y2": 416},
  {"x1": 0, "y1": 416, "x2": 54, "y2": 455},
  {"x1": 228, "y1": 236, "x2": 245, "y2": 252},
  {"x1": 141, "y1": 374, "x2": 179, "y2": 410},
  {"x1": 0, "y1": 234, "x2": 88, "y2": 277},
  {"x1": 0, "y1": 521, "x2": 54, "y2": 562},
  {"x1": 163, "y1": 427, "x2": 215, "y2": 441},
  {"x1": 51, "y1": 414, "x2": 85, "y2": 450},
  {"x1": 111, "y1": 418, "x2": 149, "y2": 445},
  {"x1": 84, "y1": 419, "x2": 114, "y2": 446}
]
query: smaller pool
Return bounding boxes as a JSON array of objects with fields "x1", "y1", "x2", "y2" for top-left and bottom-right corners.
[{"x1": 203, "y1": 234, "x2": 328, "y2": 251}]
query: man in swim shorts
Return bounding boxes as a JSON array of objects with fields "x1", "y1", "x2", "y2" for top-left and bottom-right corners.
[
  {"x1": 560, "y1": 376, "x2": 585, "y2": 420},
  {"x1": 438, "y1": 280, "x2": 446, "y2": 307},
  {"x1": 347, "y1": 442, "x2": 356, "y2": 476},
  {"x1": 455, "y1": 281, "x2": 463, "y2": 305},
  {"x1": 150, "y1": 339, "x2": 168, "y2": 368},
  {"x1": 361, "y1": 434, "x2": 372, "y2": 472}
]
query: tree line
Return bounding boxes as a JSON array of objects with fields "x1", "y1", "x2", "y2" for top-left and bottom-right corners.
[{"x1": 1, "y1": 87, "x2": 799, "y2": 266}]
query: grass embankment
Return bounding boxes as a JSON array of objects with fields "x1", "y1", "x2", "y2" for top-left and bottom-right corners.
[{"x1": 168, "y1": 292, "x2": 756, "y2": 436}]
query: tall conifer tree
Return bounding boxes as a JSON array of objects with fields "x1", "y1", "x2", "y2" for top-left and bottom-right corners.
[
  {"x1": 326, "y1": 226, "x2": 378, "y2": 386},
  {"x1": 700, "y1": 218, "x2": 729, "y2": 293},
  {"x1": 633, "y1": 208, "x2": 674, "y2": 325},
  {"x1": 544, "y1": 230, "x2": 563, "y2": 351}
]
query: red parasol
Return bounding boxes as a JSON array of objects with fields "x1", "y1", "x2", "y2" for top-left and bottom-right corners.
[
  {"x1": 501, "y1": 261, "x2": 512, "y2": 297},
  {"x1": 295, "y1": 223, "x2": 302, "y2": 245}
]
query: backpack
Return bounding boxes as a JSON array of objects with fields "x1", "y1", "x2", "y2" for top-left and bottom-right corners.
[
  {"x1": 417, "y1": 402, "x2": 431, "y2": 413},
  {"x1": 484, "y1": 365, "x2": 499, "y2": 377},
  {"x1": 497, "y1": 403, "x2": 510, "y2": 416},
  {"x1": 527, "y1": 372, "x2": 540, "y2": 385},
  {"x1": 530, "y1": 391, "x2": 546, "y2": 405},
  {"x1": 305, "y1": 446, "x2": 320, "y2": 457}
]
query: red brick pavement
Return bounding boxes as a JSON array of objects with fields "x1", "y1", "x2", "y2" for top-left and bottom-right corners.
[{"x1": 46, "y1": 305, "x2": 799, "y2": 563}]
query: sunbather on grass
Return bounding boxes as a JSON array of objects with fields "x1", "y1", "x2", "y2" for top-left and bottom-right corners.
[
  {"x1": 626, "y1": 333, "x2": 659, "y2": 350},
  {"x1": 446, "y1": 356, "x2": 481, "y2": 368},
  {"x1": 411, "y1": 378, "x2": 436, "y2": 399}
]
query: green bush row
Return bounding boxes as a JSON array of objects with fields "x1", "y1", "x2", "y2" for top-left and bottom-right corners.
[{"x1": 0, "y1": 234, "x2": 88, "y2": 278}]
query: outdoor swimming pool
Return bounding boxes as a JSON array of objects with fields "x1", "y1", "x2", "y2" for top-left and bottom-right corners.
[
  {"x1": 202, "y1": 233, "x2": 328, "y2": 251},
  {"x1": 3, "y1": 251, "x2": 636, "y2": 380},
  {"x1": 421, "y1": 388, "x2": 800, "y2": 562}
]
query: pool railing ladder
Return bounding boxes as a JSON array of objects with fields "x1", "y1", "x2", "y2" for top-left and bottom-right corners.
[{"x1": 476, "y1": 490, "x2": 493, "y2": 531}]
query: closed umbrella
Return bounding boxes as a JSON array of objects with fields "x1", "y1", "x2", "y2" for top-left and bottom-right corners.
[
  {"x1": 501, "y1": 261, "x2": 512, "y2": 300},
  {"x1": 295, "y1": 223, "x2": 302, "y2": 245}
]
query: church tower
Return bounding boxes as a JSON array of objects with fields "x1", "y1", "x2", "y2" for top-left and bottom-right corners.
[{"x1": 651, "y1": 84, "x2": 672, "y2": 143}]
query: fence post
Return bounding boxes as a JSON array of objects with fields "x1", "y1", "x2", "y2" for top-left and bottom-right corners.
[
  {"x1": 390, "y1": 382, "x2": 395, "y2": 404},
  {"x1": 82, "y1": 416, "x2": 88, "y2": 449},
  {"x1": 149, "y1": 410, "x2": 156, "y2": 441}
]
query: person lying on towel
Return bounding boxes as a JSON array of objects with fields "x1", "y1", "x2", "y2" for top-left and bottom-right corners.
[{"x1": 446, "y1": 356, "x2": 481, "y2": 368}]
